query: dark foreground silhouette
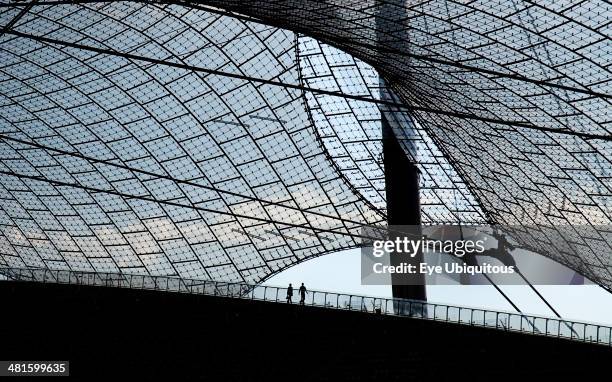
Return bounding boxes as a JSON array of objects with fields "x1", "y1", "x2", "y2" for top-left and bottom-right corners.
[{"x1": 0, "y1": 280, "x2": 610, "y2": 381}]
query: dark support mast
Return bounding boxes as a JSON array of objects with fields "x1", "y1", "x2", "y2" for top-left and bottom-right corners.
[
  {"x1": 382, "y1": 118, "x2": 427, "y2": 302},
  {"x1": 376, "y1": 0, "x2": 426, "y2": 302}
]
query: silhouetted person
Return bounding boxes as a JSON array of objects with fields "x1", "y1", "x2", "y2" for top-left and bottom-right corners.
[
  {"x1": 497, "y1": 232, "x2": 515, "y2": 256},
  {"x1": 461, "y1": 230, "x2": 516, "y2": 285},
  {"x1": 286, "y1": 283, "x2": 293, "y2": 304},
  {"x1": 298, "y1": 283, "x2": 307, "y2": 305},
  {"x1": 488, "y1": 231, "x2": 516, "y2": 266}
]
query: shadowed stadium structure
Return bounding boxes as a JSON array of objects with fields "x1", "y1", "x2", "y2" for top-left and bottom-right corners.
[{"x1": 0, "y1": 0, "x2": 610, "y2": 298}]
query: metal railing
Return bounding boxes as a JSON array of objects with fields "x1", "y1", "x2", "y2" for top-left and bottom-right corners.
[{"x1": 1, "y1": 266, "x2": 611, "y2": 347}]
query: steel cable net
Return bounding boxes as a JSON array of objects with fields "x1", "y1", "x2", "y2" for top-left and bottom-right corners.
[
  {"x1": 0, "y1": 1, "x2": 610, "y2": 289},
  {"x1": 197, "y1": 0, "x2": 612, "y2": 289},
  {"x1": 0, "y1": 1, "x2": 391, "y2": 282}
]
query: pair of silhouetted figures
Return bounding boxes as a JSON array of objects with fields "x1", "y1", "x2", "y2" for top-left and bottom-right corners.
[{"x1": 286, "y1": 283, "x2": 307, "y2": 305}]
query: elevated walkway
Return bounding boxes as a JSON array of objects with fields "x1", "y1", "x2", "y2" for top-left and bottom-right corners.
[
  {"x1": 1, "y1": 267, "x2": 611, "y2": 380},
  {"x1": 1, "y1": 267, "x2": 611, "y2": 345}
]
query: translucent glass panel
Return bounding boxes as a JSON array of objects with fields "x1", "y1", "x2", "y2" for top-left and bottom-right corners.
[
  {"x1": 297, "y1": 35, "x2": 487, "y2": 224},
  {"x1": 0, "y1": 0, "x2": 611, "y2": 290},
  {"x1": 196, "y1": 0, "x2": 612, "y2": 288},
  {"x1": 0, "y1": 2, "x2": 383, "y2": 283}
]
